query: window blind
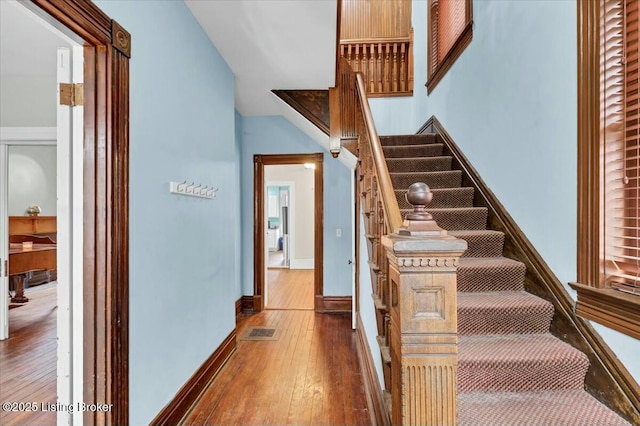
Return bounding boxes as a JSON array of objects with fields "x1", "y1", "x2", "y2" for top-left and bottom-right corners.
[
  {"x1": 437, "y1": 0, "x2": 467, "y2": 62},
  {"x1": 429, "y1": 0, "x2": 468, "y2": 74},
  {"x1": 602, "y1": 0, "x2": 640, "y2": 294},
  {"x1": 430, "y1": 0, "x2": 439, "y2": 75}
]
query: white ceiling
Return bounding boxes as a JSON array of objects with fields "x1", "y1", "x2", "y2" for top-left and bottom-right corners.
[
  {"x1": 184, "y1": 0, "x2": 337, "y2": 116},
  {"x1": 0, "y1": 0, "x2": 73, "y2": 77},
  {"x1": 1, "y1": 1, "x2": 337, "y2": 117}
]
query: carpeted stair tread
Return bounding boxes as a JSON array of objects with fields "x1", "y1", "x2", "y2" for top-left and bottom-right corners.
[
  {"x1": 386, "y1": 156, "x2": 452, "y2": 172},
  {"x1": 458, "y1": 291, "x2": 554, "y2": 335},
  {"x1": 458, "y1": 389, "x2": 632, "y2": 426},
  {"x1": 400, "y1": 207, "x2": 488, "y2": 230},
  {"x1": 459, "y1": 334, "x2": 589, "y2": 392},
  {"x1": 380, "y1": 134, "x2": 437, "y2": 146},
  {"x1": 396, "y1": 187, "x2": 474, "y2": 209},
  {"x1": 383, "y1": 143, "x2": 444, "y2": 158},
  {"x1": 391, "y1": 170, "x2": 462, "y2": 189},
  {"x1": 449, "y1": 230, "x2": 505, "y2": 257},
  {"x1": 458, "y1": 257, "x2": 527, "y2": 292}
]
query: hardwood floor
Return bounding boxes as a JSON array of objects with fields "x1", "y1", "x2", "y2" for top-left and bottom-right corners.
[
  {"x1": 184, "y1": 309, "x2": 370, "y2": 425},
  {"x1": 266, "y1": 269, "x2": 314, "y2": 310},
  {"x1": 0, "y1": 285, "x2": 57, "y2": 426},
  {"x1": 0, "y1": 278, "x2": 366, "y2": 426}
]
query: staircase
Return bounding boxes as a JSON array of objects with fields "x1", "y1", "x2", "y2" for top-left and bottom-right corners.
[{"x1": 379, "y1": 133, "x2": 632, "y2": 426}]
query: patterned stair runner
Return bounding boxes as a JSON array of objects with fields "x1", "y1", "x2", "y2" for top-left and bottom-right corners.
[{"x1": 380, "y1": 134, "x2": 631, "y2": 426}]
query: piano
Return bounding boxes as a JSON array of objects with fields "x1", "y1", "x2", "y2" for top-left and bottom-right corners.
[{"x1": 8, "y1": 216, "x2": 57, "y2": 304}]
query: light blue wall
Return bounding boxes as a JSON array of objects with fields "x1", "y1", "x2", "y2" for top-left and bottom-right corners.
[
  {"x1": 423, "y1": 0, "x2": 578, "y2": 288},
  {"x1": 95, "y1": 2, "x2": 238, "y2": 424},
  {"x1": 240, "y1": 115, "x2": 353, "y2": 297},
  {"x1": 235, "y1": 110, "x2": 243, "y2": 300},
  {"x1": 370, "y1": 0, "x2": 639, "y2": 382}
]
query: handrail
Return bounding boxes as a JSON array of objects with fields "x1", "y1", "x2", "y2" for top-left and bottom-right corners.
[
  {"x1": 354, "y1": 73, "x2": 403, "y2": 233},
  {"x1": 332, "y1": 58, "x2": 464, "y2": 425},
  {"x1": 340, "y1": 36, "x2": 412, "y2": 45}
]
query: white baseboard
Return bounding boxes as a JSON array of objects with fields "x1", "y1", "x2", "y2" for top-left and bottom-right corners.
[{"x1": 289, "y1": 259, "x2": 314, "y2": 269}]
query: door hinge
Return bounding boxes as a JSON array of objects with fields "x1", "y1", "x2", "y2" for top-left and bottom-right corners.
[
  {"x1": 59, "y1": 83, "x2": 84, "y2": 107},
  {"x1": 3, "y1": 260, "x2": 7, "y2": 277}
]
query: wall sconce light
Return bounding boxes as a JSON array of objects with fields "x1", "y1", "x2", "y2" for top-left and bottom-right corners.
[{"x1": 329, "y1": 138, "x2": 341, "y2": 158}]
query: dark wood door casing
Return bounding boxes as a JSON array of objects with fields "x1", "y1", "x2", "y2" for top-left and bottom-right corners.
[
  {"x1": 253, "y1": 153, "x2": 324, "y2": 312},
  {"x1": 28, "y1": 1, "x2": 130, "y2": 424}
]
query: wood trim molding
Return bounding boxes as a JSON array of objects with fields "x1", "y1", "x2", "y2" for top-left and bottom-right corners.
[
  {"x1": 31, "y1": 0, "x2": 111, "y2": 45},
  {"x1": 576, "y1": 0, "x2": 601, "y2": 286},
  {"x1": 570, "y1": 283, "x2": 640, "y2": 340},
  {"x1": 421, "y1": 116, "x2": 640, "y2": 424},
  {"x1": 111, "y1": 19, "x2": 131, "y2": 57},
  {"x1": 253, "y1": 153, "x2": 324, "y2": 312},
  {"x1": 235, "y1": 297, "x2": 242, "y2": 317},
  {"x1": 236, "y1": 296, "x2": 254, "y2": 320},
  {"x1": 241, "y1": 296, "x2": 254, "y2": 312},
  {"x1": 150, "y1": 330, "x2": 237, "y2": 426},
  {"x1": 316, "y1": 296, "x2": 352, "y2": 313},
  {"x1": 29, "y1": 1, "x2": 131, "y2": 424},
  {"x1": 356, "y1": 313, "x2": 390, "y2": 426},
  {"x1": 253, "y1": 155, "x2": 265, "y2": 312}
]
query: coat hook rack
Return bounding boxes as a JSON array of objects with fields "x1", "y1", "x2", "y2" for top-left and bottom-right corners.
[{"x1": 169, "y1": 181, "x2": 216, "y2": 199}]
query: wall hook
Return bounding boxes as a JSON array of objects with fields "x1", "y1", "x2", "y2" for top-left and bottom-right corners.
[{"x1": 169, "y1": 181, "x2": 216, "y2": 199}]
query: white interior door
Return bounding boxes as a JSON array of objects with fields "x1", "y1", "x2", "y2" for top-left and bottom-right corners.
[
  {"x1": 264, "y1": 183, "x2": 269, "y2": 307},
  {"x1": 351, "y1": 171, "x2": 356, "y2": 329},
  {"x1": 56, "y1": 45, "x2": 84, "y2": 426}
]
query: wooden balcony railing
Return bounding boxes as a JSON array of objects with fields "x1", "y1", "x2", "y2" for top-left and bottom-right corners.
[
  {"x1": 331, "y1": 58, "x2": 466, "y2": 425},
  {"x1": 339, "y1": 32, "x2": 414, "y2": 97}
]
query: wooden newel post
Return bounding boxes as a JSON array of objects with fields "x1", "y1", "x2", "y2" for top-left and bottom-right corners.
[{"x1": 382, "y1": 183, "x2": 467, "y2": 426}]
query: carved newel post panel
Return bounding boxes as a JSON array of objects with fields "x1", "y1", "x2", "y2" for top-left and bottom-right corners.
[{"x1": 382, "y1": 183, "x2": 467, "y2": 426}]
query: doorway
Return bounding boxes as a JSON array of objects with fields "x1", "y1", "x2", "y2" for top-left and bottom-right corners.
[
  {"x1": 265, "y1": 165, "x2": 316, "y2": 310},
  {"x1": 0, "y1": 1, "x2": 131, "y2": 424},
  {"x1": 265, "y1": 180, "x2": 293, "y2": 270},
  {"x1": 0, "y1": 0, "x2": 83, "y2": 423},
  {"x1": 254, "y1": 153, "x2": 323, "y2": 312},
  {"x1": 0, "y1": 134, "x2": 59, "y2": 426}
]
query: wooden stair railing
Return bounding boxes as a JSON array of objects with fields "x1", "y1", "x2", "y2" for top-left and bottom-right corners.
[
  {"x1": 331, "y1": 59, "x2": 467, "y2": 425},
  {"x1": 340, "y1": 32, "x2": 414, "y2": 97}
]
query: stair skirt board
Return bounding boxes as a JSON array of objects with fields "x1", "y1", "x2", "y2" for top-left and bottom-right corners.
[
  {"x1": 358, "y1": 118, "x2": 637, "y2": 425},
  {"x1": 355, "y1": 313, "x2": 391, "y2": 426}
]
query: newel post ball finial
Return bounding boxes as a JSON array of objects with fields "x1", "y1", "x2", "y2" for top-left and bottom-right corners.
[
  {"x1": 399, "y1": 182, "x2": 444, "y2": 236},
  {"x1": 405, "y1": 182, "x2": 433, "y2": 221}
]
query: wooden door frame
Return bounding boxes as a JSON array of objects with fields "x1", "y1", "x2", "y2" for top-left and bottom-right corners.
[
  {"x1": 27, "y1": 1, "x2": 130, "y2": 424},
  {"x1": 254, "y1": 153, "x2": 324, "y2": 312}
]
